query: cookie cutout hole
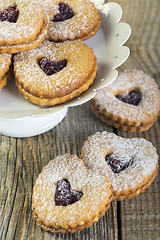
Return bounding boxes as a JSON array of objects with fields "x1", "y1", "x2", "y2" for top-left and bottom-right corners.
[
  {"x1": 38, "y1": 58, "x2": 67, "y2": 76},
  {"x1": 115, "y1": 33, "x2": 119, "y2": 38},
  {"x1": 0, "y1": 5, "x2": 19, "y2": 23},
  {"x1": 52, "y1": 3, "x2": 75, "y2": 22},
  {"x1": 105, "y1": 154, "x2": 133, "y2": 173},
  {"x1": 115, "y1": 89, "x2": 142, "y2": 106},
  {"x1": 55, "y1": 179, "x2": 83, "y2": 206}
]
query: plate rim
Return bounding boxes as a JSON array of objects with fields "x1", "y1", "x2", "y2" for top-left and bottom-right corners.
[{"x1": 0, "y1": 2, "x2": 131, "y2": 120}]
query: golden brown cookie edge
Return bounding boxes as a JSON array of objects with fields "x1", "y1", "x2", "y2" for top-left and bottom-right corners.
[
  {"x1": 0, "y1": 54, "x2": 12, "y2": 78},
  {"x1": 90, "y1": 100, "x2": 160, "y2": 132},
  {"x1": 0, "y1": 1, "x2": 44, "y2": 46},
  {"x1": 113, "y1": 165, "x2": 159, "y2": 201},
  {"x1": 15, "y1": 60, "x2": 97, "y2": 106},
  {"x1": 45, "y1": 0, "x2": 101, "y2": 43},
  {"x1": 0, "y1": 15, "x2": 49, "y2": 54},
  {"x1": 78, "y1": 20, "x2": 101, "y2": 42},
  {"x1": 0, "y1": 70, "x2": 11, "y2": 90},
  {"x1": 32, "y1": 197, "x2": 112, "y2": 234}
]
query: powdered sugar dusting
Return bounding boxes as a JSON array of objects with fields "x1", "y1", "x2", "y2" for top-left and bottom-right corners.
[
  {"x1": 33, "y1": 0, "x2": 100, "y2": 41},
  {"x1": 0, "y1": 53, "x2": 12, "y2": 77},
  {"x1": 92, "y1": 69, "x2": 160, "y2": 125},
  {"x1": 0, "y1": 0, "x2": 44, "y2": 45},
  {"x1": 32, "y1": 154, "x2": 112, "y2": 228},
  {"x1": 81, "y1": 132, "x2": 158, "y2": 193},
  {"x1": 14, "y1": 40, "x2": 96, "y2": 99}
]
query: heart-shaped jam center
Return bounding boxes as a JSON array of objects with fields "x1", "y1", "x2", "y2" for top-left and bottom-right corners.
[
  {"x1": 105, "y1": 154, "x2": 133, "y2": 173},
  {"x1": 55, "y1": 179, "x2": 83, "y2": 206},
  {"x1": 52, "y1": 2, "x2": 75, "y2": 22},
  {"x1": 0, "y1": 5, "x2": 19, "y2": 23},
  {"x1": 115, "y1": 90, "x2": 141, "y2": 106},
  {"x1": 38, "y1": 58, "x2": 67, "y2": 76}
]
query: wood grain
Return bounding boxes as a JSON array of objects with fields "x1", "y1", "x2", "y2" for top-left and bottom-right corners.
[
  {"x1": 0, "y1": 0, "x2": 160, "y2": 239},
  {"x1": 112, "y1": 0, "x2": 160, "y2": 239}
]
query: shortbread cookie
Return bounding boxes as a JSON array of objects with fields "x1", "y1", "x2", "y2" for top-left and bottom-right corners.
[
  {"x1": 0, "y1": 14, "x2": 49, "y2": 54},
  {"x1": 35, "y1": 0, "x2": 101, "y2": 42},
  {"x1": 90, "y1": 69, "x2": 160, "y2": 132},
  {"x1": 14, "y1": 40, "x2": 97, "y2": 106},
  {"x1": 0, "y1": 0, "x2": 49, "y2": 53},
  {"x1": 0, "y1": 53, "x2": 12, "y2": 89},
  {"x1": 81, "y1": 132, "x2": 159, "y2": 201},
  {"x1": 32, "y1": 154, "x2": 113, "y2": 234}
]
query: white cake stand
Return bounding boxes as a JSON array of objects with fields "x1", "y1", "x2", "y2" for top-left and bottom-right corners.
[{"x1": 0, "y1": 2, "x2": 131, "y2": 138}]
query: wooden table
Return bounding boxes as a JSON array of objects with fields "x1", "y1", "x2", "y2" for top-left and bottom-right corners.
[{"x1": 0, "y1": 0, "x2": 159, "y2": 239}]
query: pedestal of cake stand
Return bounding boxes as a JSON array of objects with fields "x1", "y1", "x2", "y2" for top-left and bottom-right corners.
[{"x1": 0, "y1": 107, "x2": 68, "y2": 138}]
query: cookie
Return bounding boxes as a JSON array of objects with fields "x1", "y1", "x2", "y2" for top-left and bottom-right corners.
[
  {"x1": 81, "y1": 132, "x2": 159, "y2": 201},
  {"x1": 0, "y1": 0, "x2": 49, "y2": 53},
  {"x1": 0, "y1": 14, "x2": 49, "y2": 54},
  {"x1": 14, "y1": 40, "x2": 97, "y2": 106},
  {"x1": 35, "y1": 0, "x2": 101, "y2": 42},
  {"x1": 0, "y1": 53, "x2": 12, "y2": 90},
  {"x1": 90, "y1": 69, "x2": 160, "y2": 132},
  {"x1": 32, "y1": 154, "x2": 113, "y2": 234}
]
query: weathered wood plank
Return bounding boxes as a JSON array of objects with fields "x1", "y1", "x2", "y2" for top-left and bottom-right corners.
[
  {"x1": 0, "y1": 105, "x2": 119, "y2": 240},
  {"x1": 0, "y1": 0, "x2": 160, "y2": 239},
  {"x1": 113, "y1": 0, "x2": 160, "y2": 239}
]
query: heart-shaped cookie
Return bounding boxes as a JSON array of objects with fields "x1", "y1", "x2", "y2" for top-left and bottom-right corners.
[
  {"x1": 32, "y1": 154, "x2": 113, "y2": 234},
  {"x1": 90, "y1": 69, "x2": 160, "y2": 132},
  {"x1": 81, "y1": 132, "x2": 159, "y2": 201}
]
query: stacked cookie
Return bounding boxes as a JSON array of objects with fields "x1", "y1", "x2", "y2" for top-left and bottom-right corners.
[
  {"x1": 1, "y1": 0, "x2": 159, "y2": 236},
  {"x1": 81, "y1": 132, "x2": 159, "y2": 201},
  {"x1": 32, "y1": 132, "x2": 159, "y2": 233},
  {"x1": 14, "y1": 40, "x2": 97, "y2": 106},
  {"x1": 37, "y1": 0, "x2": 101, "y2": 42},
  {"x1": 0, "y1": 0, "x2": 49, "y2": 54},
  {"x1": 0, "y1": 0, "x2": 101, "y2": 105},
  {"x1": 32, "y1": 154, "x2": 113, "y2": 234},
  {"x1": 90, "y1": 69, "x2": 160, "y2": 132}
]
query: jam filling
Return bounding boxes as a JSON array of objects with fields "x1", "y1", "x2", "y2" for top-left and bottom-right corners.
[
  {"x1": 52, "y1": 2, "x2": 75, "y2": 22},
  {"x1": 55, "y1": 179, "x2": 83, "y2": 206},
  {"x1": 105, "y1": 154, "x2": 133, "y2": 173},
  {"x1": 0, "y1": 5, "x2": 19, "y2": 23},
  {"x1": 38, "y1": 58, "x2": 67, "y2": 76},
  {"x1": 115, "y1": 90, "x2": 142, "y2": 106}
]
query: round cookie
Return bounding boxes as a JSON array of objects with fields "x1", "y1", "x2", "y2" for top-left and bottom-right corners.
[
  {"x1": 81, "y1": 132, "x2": 159, "y2": 201},
  {"x1": 14, "y1": 40, "x2": 97, "y2": 106},
  {"x1": 32, "y1": 154, "x2": 113, "y2": 234},
  {"x1": 0, "y1": 53, "x2": 12, "y2": 90},
  {"x1": 90, "y1": 69, "x2": 160, "y2": 132},
  {"x1": 0, "y1": 14, "x2": 49, "y2": 54},
  {"x1": 0, "y1": 0, "x2": 49, "y2": 53},
  {"x1": 35, "y1": 0, "x2": 101, "y2": 42}
]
